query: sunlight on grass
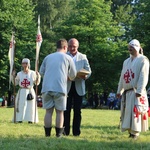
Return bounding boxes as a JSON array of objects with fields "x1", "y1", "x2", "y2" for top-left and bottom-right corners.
[{"x1": 0, "y1": 107, "x2": 150, "y2": 150}]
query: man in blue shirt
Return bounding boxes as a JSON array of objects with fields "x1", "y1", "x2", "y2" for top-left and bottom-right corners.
[{"x1": 40, "y1": 39, "x2": 76, "y2": 137}]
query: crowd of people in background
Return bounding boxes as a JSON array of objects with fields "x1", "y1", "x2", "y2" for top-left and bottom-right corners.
[
  {"x1": 86, "y1": 89, "x2": 121, "y2": 110},
  {"x1": 0, "y1": 89, "x2": 120, "y2": 110},
  {"x1": 2, "y1": 88, "x2": 150, "y2": 111}
]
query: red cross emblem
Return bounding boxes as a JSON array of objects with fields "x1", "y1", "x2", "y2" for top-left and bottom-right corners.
[
  {"x1": 36, "y1": 34, "x2": 42, "y2": 42},
  {"x1": 124, "y1": 69, "x2": 134, "y2": 83},
  {"x1": 21, "y1": 79, "x2": 30, "y2": 88},
  {"x1": 9, "y1": 41, "x2": 13, "y2": 48},
  {"x1": 140, "y1": 96, "x2": 146, "y2": 104}
]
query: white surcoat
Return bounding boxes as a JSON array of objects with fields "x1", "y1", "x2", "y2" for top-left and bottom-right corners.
[
  {"x1": 117, "y1": 54, "x2": 149, "y2": 132},
  {"x1": 12, "y1": 70, "x2": 41, "y2": 123}
]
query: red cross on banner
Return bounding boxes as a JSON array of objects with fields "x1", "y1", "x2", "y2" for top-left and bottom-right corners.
[
  {"x1": 21, "y1": 78, "x2": 30, "y2": 88},
  {"x1": 9, "y1": 41, "x2": 13, "y2": 48},
  {"x1": 124, "y1": 69, "x2": 134, "y2": 83},
  {"x1": 36, "y1": 34, "x2": 42, "y2": 42}
]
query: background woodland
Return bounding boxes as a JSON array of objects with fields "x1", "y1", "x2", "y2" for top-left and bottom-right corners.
[{"x1": 0, "y1": 0, "x2": 150, "y2": 96}]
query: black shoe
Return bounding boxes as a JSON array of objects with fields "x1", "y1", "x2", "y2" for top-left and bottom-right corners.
[
  {"x1": 44, "y1": 127, "x2": 52, "y2": 137},
  {"x1": 131, "y1": 134, "x2": 138, "y2": 140},
  {"x1": 73, "y1": 134, "x2": 79, "y2": 137},
  {"x1": 129, "y1": 134, "x2": 138, "y2": 140},
  {"x1": 55, "y1": 127, "x2": 64, "y2": 137},
  {"x1": 63, "y1": 130, "x2": 69, "y2": 136},
  {"x1": 18, "y1": 121, "x2": 22, "y2": 123},
  {"x1": 28, "y1": 121, "x2": 33, "y2": 124},
  {"x1": 128, "y1": 133, "x2": 132, "y2": 138}
]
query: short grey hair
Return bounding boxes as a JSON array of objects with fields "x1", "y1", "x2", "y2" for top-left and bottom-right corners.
[{"x1": 68, "y1": 38, "x2": 79, "y2": 47}]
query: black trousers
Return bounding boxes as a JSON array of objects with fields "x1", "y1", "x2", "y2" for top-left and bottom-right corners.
[{"x1": 64, "y1": 82, "x2": 83, "y2": 136}]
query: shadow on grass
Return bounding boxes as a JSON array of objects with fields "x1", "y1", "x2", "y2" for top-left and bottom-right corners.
[
  {"x1": 0, "y1": 134, "x2": 150, "y2": 150},
  {"x1": 81, "y1": 124, "x2": 119, "y2": 130}
]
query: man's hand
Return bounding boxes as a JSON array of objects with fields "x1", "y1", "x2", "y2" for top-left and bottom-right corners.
[
  {"x1": 67, "y1": 77, "x2": 71, "y2": 81},
  {"x1": 136, "y1": 93, "x2": 141, "y2": 97},
  {"x1": 36, "y1": 71, "x2": 39, "y2": 79},
  {"x1": 117, "y1": 93, "x2": 121, "y2": 99},
  {"x1": 12, "y1": 70, "x2": 16, "y2": 77}
]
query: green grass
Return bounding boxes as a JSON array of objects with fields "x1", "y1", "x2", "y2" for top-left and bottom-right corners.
[{"x1": 0, "y1": 107, "x2": 150, "y2": 150}]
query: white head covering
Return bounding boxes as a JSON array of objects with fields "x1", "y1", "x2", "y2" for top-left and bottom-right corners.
[
  {"x1": 22, "y1": 58, "x2": 30, "y2": 68},
  {"x1": 129, "y1": 39, "x2": 141, "y2": 52}
]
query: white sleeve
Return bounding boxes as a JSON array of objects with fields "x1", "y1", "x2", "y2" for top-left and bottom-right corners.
[
  {"x1": 136, "y1": 57, "x2": 149, "y2": 94},
  {"x1": 68, "y1": 58, "x2": 77, "y2": 81},
  {"x1": 117, "y1": 62, "x2": 125, "y2": 95},
  {"x1": 11, "y1": 73, "x2": 20, "y2": 86}
]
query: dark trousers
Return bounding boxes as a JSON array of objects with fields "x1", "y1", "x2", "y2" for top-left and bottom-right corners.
[
  {"x1": 109, "y1": 101, "x2": 114, "y2": 109},
  {"x1": 64, "y1": 82, "x2": 83, "y2": 136}
]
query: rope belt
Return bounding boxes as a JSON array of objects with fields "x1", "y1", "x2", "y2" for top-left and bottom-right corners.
[
  {"x1": 124, "y1": 88, "x2": 134, "y2": 93},
  {"x1": 20, "y1": 87, "x2": 29, "y2": 89}
]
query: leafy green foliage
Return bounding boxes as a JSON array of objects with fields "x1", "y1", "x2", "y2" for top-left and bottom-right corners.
[
  {"x1": 130, "y1": 0, "x2": 150, "y2": 58},
  {"x1": 0, "y1": 0, "x2": 150, "y2": 95},
  {"x1": 0, "y1": 0, "x2": 36, "y2": 94},
  {"x1": 54, "y1": 0, "x2": 125, "y2": 91},
  {"x1": 33, "y1": 0, "x2": 71, "y2": 59}
]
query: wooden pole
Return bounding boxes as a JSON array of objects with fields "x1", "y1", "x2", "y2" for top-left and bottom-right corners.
[
  {"x1": 34, "y1": 41, "x2": 39, "y2": 123},
  {"x1": 35, "y1": 74, "x2": 38, "y2": 123},
  {"x1": 12, "y1": 33, "x2": 16, "y2": 123},
  {"x1": 13, "y1": 74, "x2": 16, "y2": 123},
  {"x1": 34, "y1": 15, "x2": 42, "y2": 123}
]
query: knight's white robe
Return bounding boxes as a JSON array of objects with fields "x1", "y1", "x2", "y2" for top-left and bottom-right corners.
[
  {"x1": 117, "y1": 54, "x2": 149, "y2": 134},
  {"x1": 12, "y1": 70, "x2": 41, "y2": 123}
]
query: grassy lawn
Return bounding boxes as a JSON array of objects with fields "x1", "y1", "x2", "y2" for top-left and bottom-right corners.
[{"x1": 0, "y1": 107, "x2": 150, "y2": 150}]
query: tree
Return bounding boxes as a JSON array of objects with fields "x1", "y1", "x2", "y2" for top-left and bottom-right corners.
[
  {"x1": 32, "y1": 0, "x2": 71, "y2": 62},
  {"x1": 0, "y1": 0, "x2": 36, "y2": 94},
  {"x1": 110, "y1": 0, "x2": 138, "y2": 41},
  {"x1": 130, "y1": 0, "x2": 150, "y2": 58},
  {"x1": 55, "y1": 0, "x2": 125, "y2": 92}
]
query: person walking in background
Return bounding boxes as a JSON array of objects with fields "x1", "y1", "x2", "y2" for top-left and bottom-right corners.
[
  {"x1": 93, "y1": 92, "x2": 99, "y2": 109},
  {"x1": 117, "y1": 39, "x2": 149, "y2": 140},
  {"x1": 1, "y1": 96, "x2": 6, "y2": 106},
  {"x1": 103, "y1": 89, "x2": 108, "y2": 105},
  {"x1": 64, "y1": 38, "x2": 91, "y2": 136},
  {"x1": 88, "y1": 92, "x2": 94, "y2": 108},
  {"x1": 99, "y1": 93, "x2": 104, "y2": 107},
  {"x1": 108, "y1": 89, "x2": 116, "y2": 109},
  {"x1": 40, "y1": 39, "x2": 76, "y2": 137},
  {"x1": 12, "y1": 58, "x2": 41, "y2": 123}
]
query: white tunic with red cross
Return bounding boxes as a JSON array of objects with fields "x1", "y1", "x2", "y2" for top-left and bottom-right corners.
[
  {"x1": 21, "y1": 78, "x2": 30, "y2": 88},
  {"x1": 117, "y1": 54, "x2": 149, "y2": 133},
  {"x1": 12, "y1": 70, "x2": 41, "y2": 123}
]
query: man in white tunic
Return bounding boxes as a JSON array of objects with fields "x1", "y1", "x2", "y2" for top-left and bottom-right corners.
[
  {"x1": 12, "y1": 58, "x2": 41, "y2": 123},
  {"x1": 117, "y1": 39, "x2": 149, "y2": 139},
  {"x1": 40, "y1": 39, "x2": 76, "y2": 137}
]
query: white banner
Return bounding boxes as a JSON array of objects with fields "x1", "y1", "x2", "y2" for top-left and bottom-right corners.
[
  {"x1": 35, "y1": 15, "x2": 43, "y2": 71},
  {"x1": 8, "y1": 33, "x2": 15, "y2": 90}
]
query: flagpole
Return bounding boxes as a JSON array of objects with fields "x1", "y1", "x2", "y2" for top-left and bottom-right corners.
[
  {"x1": 35, "y1": 42, "x2": 39, "y2": 123},
  {"x1": 13, "y1": 69, "x2": 16, "y2": 123},
  {"x1": 12, "y1": 32, "x2": 16, "y2": 123},
  {"x1": 35, "y1": 15, "x2": 42, "y2": 123},
  {"x1": 8, "y1": 32, "x2": 16, "y2": 123}
]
